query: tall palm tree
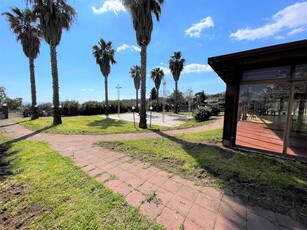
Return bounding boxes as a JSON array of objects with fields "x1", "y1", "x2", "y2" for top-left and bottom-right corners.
[
  {"x1": 130, "y1": 65, "x2": 141, "y2": 111},
  {"x1": 169, "y1": 51, "x2": 185, "y2": 113},
  {"x1": 3, "y1": 7, "x2": 41, "y2": 120},
  {"x1": 93, "y1": 38, "x2": 116, "y2": 117},
  {"x1": 123, "y1": 0, "x2": 164, "y2": 129},
  {"x1": 33, "y1": 0, "x2": 76, "y2": 125},
  {"x1": 150, "y1": 67, "x2": 164, "y2": 112}
]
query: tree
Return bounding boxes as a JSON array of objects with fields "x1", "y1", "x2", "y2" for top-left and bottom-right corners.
[
  {"x1": 150, "y1": 67, "x2": 164, "y2": 111},
  {"x1": 0, "y1": 87, "x2": 8, "y2": 105},
  {"x1": 169, "y1": 51, "x2": 185, "y2": 113},
  {"x1": 33, "y1": 0, "x2": 76, "y2": 125},
  {"x1": 129, "y1": 65, "x2": 141, "y2": 111},
  {"x1": 195, "y1": 90, "x2": 207, "y2": 105},
  {"x1": 123, "y1": 0, "x2": 164, "y2": 129},
  {"x1": 166, "y1": 90, "x2": 185, "y2": 111},
  {"x1": 150, "y1": 87, "x2": 157, "y2": 101},
  {"x1": 3, "y1": 7, "x2": 41, "y2": 120},
  {"x1": 93, "y1": 38, "x2": 116, "y2": 117},
  {"x1": 6, "y1": 98, "x2": 23, "y2": 111}
]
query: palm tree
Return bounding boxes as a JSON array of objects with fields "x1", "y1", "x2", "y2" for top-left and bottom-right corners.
[
  {"x1": 3, "y1": 7, "x2": 41, "y2": 120},
  {"x1": 93, "y1": 38, "x2": 116, "y2": 117},
  {"x1": 150, "y1": 67, "x2": 164, "y2": 112},
  {"x1": 130, "y1": 65, "x2": 141, "y2": 111},
  {"x1": 33, "y1": 0, "x2": 76, "y2": 125},
  {"x1": 169, "y1": 51, "x2": 185, "y2": 113},
  {"x1": 123, "y1": 0, "x2": 164, "y2": 129}
]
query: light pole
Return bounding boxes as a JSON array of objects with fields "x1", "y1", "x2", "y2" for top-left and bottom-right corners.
[
  {"x1": 162, "y1": 78, "x2": 166, "y2": 123},
  {"x1": 149, "y1": 106, "x2": 153, "y2": 128},
  {"x1": 132, "y1": 106, "x2": 136, "y2": 128},
  {"x1": 187, "y1": 88, "x2": 193, "y2": 113},
  {"x1": 116, "y1": 84, "x2": 122, "y2": 117}
]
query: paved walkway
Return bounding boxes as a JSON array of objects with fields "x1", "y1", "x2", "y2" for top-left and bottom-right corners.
[
  {"x1": 0, "y1": 118, "x2": 305, "y2": 230},
  {"x1": 108, "y1": 112, "x2": 192, "y2": 127}
]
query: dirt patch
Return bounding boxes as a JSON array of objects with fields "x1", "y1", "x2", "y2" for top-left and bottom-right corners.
[
  {"x1": 0, "y1": 184, "x2": 44, "y2": 230},
  {"x1": 0, "y1": 146, "x2": 44, "y2": 229}
]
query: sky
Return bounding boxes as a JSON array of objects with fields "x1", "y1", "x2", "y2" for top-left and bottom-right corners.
[{"x1": 1, "y1": 0, "x2": 307, "y2": 103}]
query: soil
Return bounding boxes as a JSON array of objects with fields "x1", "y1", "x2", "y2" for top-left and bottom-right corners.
[{"x1": 0, "y1": 151, "x2": 44, "y2": 229}]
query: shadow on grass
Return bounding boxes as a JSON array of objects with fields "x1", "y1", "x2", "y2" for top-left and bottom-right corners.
[
  {"x1": 87, "y1": 118, "x2": 130, "y2": 129},
  {"x1": 150, "y1": 129, "x2": 307, "y2": 224},
  {"x1": 0, "y1": 119, "x2": 29, "y2": 128}
]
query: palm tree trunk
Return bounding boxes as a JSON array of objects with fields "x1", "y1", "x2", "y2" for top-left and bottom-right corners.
[
  {"x1": 139, "y1": 45, "x2": 147, "y2": 129},
  {"x1": 156, "y1": 88, "x2": 159, "y2": 112},
  {"x1": 175, "y1": 81, "x2": 178, "y2": 113},
  {"x1": 29, "y1": 58, "x2": 39, "y2": 120},
  {"x1": 136, "y1": 89, "x2": 139, "y2": 111},
  {"x1": 105, "y1": 76, "x2": 109, "y2": 117},
  {"x1": 50, "y1": 44, "x2": 62, "y2": 125}
]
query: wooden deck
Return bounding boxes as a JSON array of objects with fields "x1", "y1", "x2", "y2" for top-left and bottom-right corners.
[{"x1": 236, "y1": 121, "x2": 307, "y2": 158}]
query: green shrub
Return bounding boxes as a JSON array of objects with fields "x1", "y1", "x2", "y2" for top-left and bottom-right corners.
[
  {"x1": 61, "y1": 100, "x2": 80, "y2": 116},
  {"x1": 80, "y1": 101, "x2": 104, "y2": 115},
  {"x1": 193, "y1": 106, "x2": 212, "y2": 122},
  {"x1": 38, "y1": 103, "x2": 53, "y2": 116},
  {"x1": 210, "y1": 104, "x2": 221, "y2": 116}
]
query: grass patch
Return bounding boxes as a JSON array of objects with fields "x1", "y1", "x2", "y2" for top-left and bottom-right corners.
[
  {"x1": 16, "y1": 116, "x2": 163, "y2": 135},
  {"x1": 0, "y1": 136, "x2": 162, "y2": 229},
  {"x1": 96, "y1": 129, "x2": 307, "y2": 220},
  {"x1": 16, "y1": 115, "x2": 216, "y2": 134}
]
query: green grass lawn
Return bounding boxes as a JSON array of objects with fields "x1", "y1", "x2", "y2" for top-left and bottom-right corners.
[
  {"x1": 16, "y1": 115, "x2": 215, "y2": 134},
  {"x1": 96, "y1": 129, "x2": 307, "y2": 219},
  {"x1": 0, "y1": 136, "x2": 162, "y2": 229},
  {"x1": 17, "y1": 115, "x2": 164, "y2": 134}
]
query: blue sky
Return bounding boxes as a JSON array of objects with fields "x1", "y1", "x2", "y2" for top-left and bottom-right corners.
[{"x1": 1, "y1": 0, "x2": 307, "y2": 103}]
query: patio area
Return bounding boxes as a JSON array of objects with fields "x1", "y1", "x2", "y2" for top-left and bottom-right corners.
[{"x1": 236, "y1": 120, "x2": 307, "y2": 159}]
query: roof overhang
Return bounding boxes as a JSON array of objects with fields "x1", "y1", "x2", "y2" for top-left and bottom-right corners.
[{"x1": 208, "y1": 39, "x2": 307, "y2": 84}]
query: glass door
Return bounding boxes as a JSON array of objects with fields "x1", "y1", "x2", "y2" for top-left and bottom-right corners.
[
  {"x1": 287, "y1": 82, "x2": 307, "y2": 158},
  {"x1": 236, "y1": 83, "x2": 290, "y2": 153}
]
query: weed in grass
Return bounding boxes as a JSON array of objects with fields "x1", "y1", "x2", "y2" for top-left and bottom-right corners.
[
  {"x1": 144, "y1": 191, "x2": 161, "y2": 205},
  {"x1": 105, "y1": 174, "x2": 117, "y2": 182}
]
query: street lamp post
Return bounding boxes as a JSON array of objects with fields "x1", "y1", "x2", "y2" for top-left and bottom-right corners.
[
  {"x1": 162, "y1": 79, "x2": 166, "y2": 123},
  {"x1": 187, "y1": 88, "x2": 193, "y2": 113},
  {"x1": 149, "y1": 106, "x2": 153, "y2": 128},
  {"x1": 132, "y1": 106, "x2": 136, "y2": 128},
  {"x1": 116, "y1": 84, "x2": 122, "y2": 117}
]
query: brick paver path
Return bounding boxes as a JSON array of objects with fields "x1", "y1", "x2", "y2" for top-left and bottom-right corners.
[{"x1": 0, "y1": 117, "x2": 305, "y2": 230}]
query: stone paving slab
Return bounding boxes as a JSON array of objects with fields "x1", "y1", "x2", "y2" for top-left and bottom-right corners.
[{"x1": 0, "y1": 118, "x2": 306, "y2": 230}]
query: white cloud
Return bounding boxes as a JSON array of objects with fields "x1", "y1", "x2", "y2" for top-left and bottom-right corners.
[
  {"x1": 116, "y1": 44, "x2": 129, "y2": 52},
  {"x1": 183, "y1": 64, "x2": 212, "y2": 74},
  {"x1": 116, "y1": 44, "x2": 140, "y2": 52},
  {"x1": 287, "y1": 28, "x2": 306, "y2": 36},
  {"x1": 131, "y1": 45, "x2": 141, "y2": 52},
  {"x1": 158, "y1": 66, "x2": 171, "y2": 75},
  {"x1": 185, "y1": 17, "x2": 214, "y2": 38},
  {"x1": 91, "y1": 0, "x2": 126, "y2": 15},
  {"x1": 230, "y1": 2, "x2": 307, "y2": 40},
  {"x1": 82, "y1": 89, "x2": 94, "y2": 92},
  {"x1": 158, "y1": 63, "x2": 212, "y2": 75}
]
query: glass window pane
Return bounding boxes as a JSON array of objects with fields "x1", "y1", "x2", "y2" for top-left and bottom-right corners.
[
  {"x1": 295, "y1": 64, "x2": 307, "y2": 79},
  {"x1": 236, "y1": 84, "x2": 290, "y2": 154},
  {"x1": 242, "y1": 66, "x2": 290, "y2": 81},
  {"x1": 288, "y1": 82, "x2": 307, "y2": 158}
]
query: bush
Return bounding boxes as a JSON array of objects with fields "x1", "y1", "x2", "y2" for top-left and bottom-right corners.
[
  {"x1": 210, "y1": 104, "x2": 221, "y2": 116},
  {"x1": 80, "y1": 101, "x2": 104, "y2": 115},
  {"x1": 193, "y1": 106, "x2": 212, "y2": 122},
  {"x1": 38, "y1": 103, "x2": 53, "y2": 116},
  {"x1": 61, "y1": 100, "x2": 80, "y2": 116}
]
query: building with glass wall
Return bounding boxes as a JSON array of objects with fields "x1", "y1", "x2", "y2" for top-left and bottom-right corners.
[{"x1": 208, "y1": 40, "x2": 307, "y2": 160}]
